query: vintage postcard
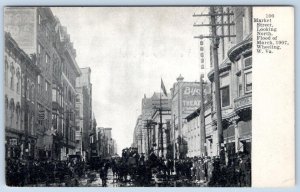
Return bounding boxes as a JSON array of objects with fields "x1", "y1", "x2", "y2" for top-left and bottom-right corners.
[{"x1": 3, "y1": 6, "x2": 294, "y2": 187}]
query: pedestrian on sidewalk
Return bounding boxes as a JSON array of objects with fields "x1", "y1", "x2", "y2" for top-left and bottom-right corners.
[{"x1": 100, "y1": 162, "x2": 108, "y2": 187}]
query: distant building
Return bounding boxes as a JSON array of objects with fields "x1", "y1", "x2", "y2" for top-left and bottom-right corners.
[
  {"x1": 76, "y1": 67, "x2": 93, "y2": 160},
  {"x1": 170, "y1": 75, "x2": 204, "y2": 159},
  {"x1": 132, "y1": 115, "x2": 143, "y2": 153},
  {"x1": 139, "y1": 92, "x2": 171, "y2": 157}
]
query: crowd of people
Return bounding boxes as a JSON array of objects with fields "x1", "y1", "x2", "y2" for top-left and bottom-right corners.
[
  {"x1": 6, "y1": 158, "x2": 85, "y2": 186},
  {"x1": 109, "y1": 148, "x2": 251, "y2": 187},
  {"x1": 6, "y1": 148, "x2": 251, "y2": 187}
]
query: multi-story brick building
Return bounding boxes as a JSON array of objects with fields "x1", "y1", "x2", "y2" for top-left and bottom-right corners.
[
  {"x1": 5, "y1": 7, "x2": 82, "y2": 160},
  {"x1": 5, "y1": 32, "x2": 40, "y2": 160},
  {"x1": 5, "y1": 7, "x2": 56, "y2": 159}
]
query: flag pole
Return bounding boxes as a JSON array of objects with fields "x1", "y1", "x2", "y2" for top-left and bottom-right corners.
[{"x1": 160, "y1": 78, "x2": 163, "y2": 158}]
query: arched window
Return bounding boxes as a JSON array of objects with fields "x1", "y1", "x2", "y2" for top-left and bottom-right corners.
[
  {"x1": 16, "y1": 68, "x2": 20, "y2": 94},
  {"x1": 5, "y1": 56, "x2": 9, "y2": 86},
  {"x1": 10, "y1": 63, "x2": 15, "y2": 90},
  {"x1": 5, "y1": 95, "x2": 8, "y2": 123},
  {"x1": 27, "y1": 80, "x2": 30, "y2": 100},
  {"x1": 9, "y1": 99, "x2": 15, "y2": 126},
  {"x1": 21, "y1": 73, "x2": 25, "y2": 97},
  {"x1": 16, "y1": 102, "x2": 20, "y2": 125}
]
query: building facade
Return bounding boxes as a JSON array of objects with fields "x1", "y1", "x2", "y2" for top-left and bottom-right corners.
[
  {"x1": 170, "y1": 75, "x2": 203, "y2": 159},
  {"x1": 5, "y1": 7, "x2": 83, "y2": 160},
  {"x1": 207, "y1": 6, "x2": 252, "y2": 162},
  {"x1": 5, "y1": 33, "x2": 40, "y2": 160},
  {"x1": 76, "y1": 67, "x2": 93, "y2": 160}
]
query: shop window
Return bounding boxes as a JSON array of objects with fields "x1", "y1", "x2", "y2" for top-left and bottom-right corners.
[
  {"x1": 245, "y1": 72, "x2": 252, "y2": 93},
  {"x1": 221, "y1": 86, "x2": 230, "y2": 107}
]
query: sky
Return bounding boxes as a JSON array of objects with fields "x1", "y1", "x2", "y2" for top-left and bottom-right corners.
[{"x1": 51, "y1": 7, "x2": 209, "y2": 155}]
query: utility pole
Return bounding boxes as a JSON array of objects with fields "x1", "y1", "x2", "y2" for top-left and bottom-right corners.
[
  {"x1": 193, "y1": 6, "x2": 235, "y2": 158},
  {"x1": 199, "y1": 75, "x2": 206, "y2": 157}
]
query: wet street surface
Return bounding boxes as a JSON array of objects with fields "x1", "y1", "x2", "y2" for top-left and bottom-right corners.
[{"x1": 27, "y1": 169, "x2": 208, "y2": 187}]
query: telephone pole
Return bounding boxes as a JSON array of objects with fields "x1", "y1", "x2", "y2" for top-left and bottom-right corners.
[
  {"x1": 199, "y1": 75, "x2": 206, "y2": 157},
  {"x1": 193, "y1": 6, "x2": 235, "y2": 158}
]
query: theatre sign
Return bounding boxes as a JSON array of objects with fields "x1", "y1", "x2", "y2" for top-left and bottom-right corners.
[{"x1": 181, "y1": 82, "x2": 201, "y2": 115}]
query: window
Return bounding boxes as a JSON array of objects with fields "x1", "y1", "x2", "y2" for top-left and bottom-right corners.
[
  {"x1": 27, "y1": 80, "x2": 30, "y2": 100},
  {"x1": 46, "y1": 54, "x2": 49, "y2": 64},
  {"x1": 239, "y1": 84, "x2": 243, "y2": 97},
  {"x1": 201, "y1": 64, "x2": 205, "y2": 69},
  {"x1": 38, "y1": 14, "x2": 41, "y2": 25},
  {"x1": 37, "y1": 75, "x2": 41, "y2": 93},
  {"x1": 16, "y1": 69, "x2": 20, "y2": 94},
  {"x1": 244, "y1": 56, "x2": 252, "y2": 69},
  {"x1": 219, "y1": 73, "x2": 231, "y2": 107},
  {"x1": 45, "y1": 81, "x2": 48, "y2": 91},
  {"x1": 21, "y1": 74, "x2": 25, "y2": 97},
  {"x1": 52, "y1": 89, "x2": 57, "y2": 102},
  {"x1": 200, "y1": 47, "x2": 204, "y2": 51},
  {"x1": 10, "y1": 63, "x2": 15, "y2": 90},
  {"x1": 245, "y1": 72, "x2": 252, "y2": 93},
  {"x1": 37, "y1": 43, "x2": 42, "y2": 55},
  {"x1": 5, "y1": 57, "x2": 9, "y2": 86},
  {"x1": 31, "y1": 84, "x2": 35, "y2": 102},
  {"x1": 221, "y1": 86, "x2": 230, "y2": 107}
]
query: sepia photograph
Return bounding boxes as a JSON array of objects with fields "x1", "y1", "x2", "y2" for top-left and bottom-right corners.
[{"x1": 4, "y1": 5, "x2": 256, "y2": 187}]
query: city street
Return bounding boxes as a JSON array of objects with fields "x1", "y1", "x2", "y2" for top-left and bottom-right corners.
[{"x1": 5, "y1": 6, "x2": 252, "y2": 187}]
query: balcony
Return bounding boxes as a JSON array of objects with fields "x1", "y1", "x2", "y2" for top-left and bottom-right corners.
[{"x1": 234, "y1": 94, "x2": 252, "y2": 112}]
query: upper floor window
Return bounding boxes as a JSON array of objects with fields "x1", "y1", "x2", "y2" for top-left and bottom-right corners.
[
  {"x1": 46, "y1": 53, "x2": 50, "y2": 64},
  {"x1": 245, "y1": 72, "x2": 252, "y2": 93},
  {"x1": 37, "y1": 43, "x2": 42, "y2": 55},
  {"x1": 16, "y1": 69, "x2": 20, "y2": 94},
  {"x1": 38, "y1": 14, "x2": 41, "y2": 25},
  {"x1": 10, "y1": 63, "x2": 15, "y2": 90},
  {"x1": 37, "y1": 75, "x2": 41, "y2": 93},
  {"x1": 21, "y1": 74, "x2": 25, "y2": 97},
  {"x1": 221, "y1": 86, "x2": 230, "y2": 107},
  {"x1": 31, "y1": 84, "x2": 35, "y2": 101},
  {"x1": 5, "y1": 56, "x2": 9, "y2": 86},
  {"x1": 244, "y1": 56, "x2": 252, "y2": 69},
  {"x1": 220, "y1": 73, "x2": 230, "y2": 107}
]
